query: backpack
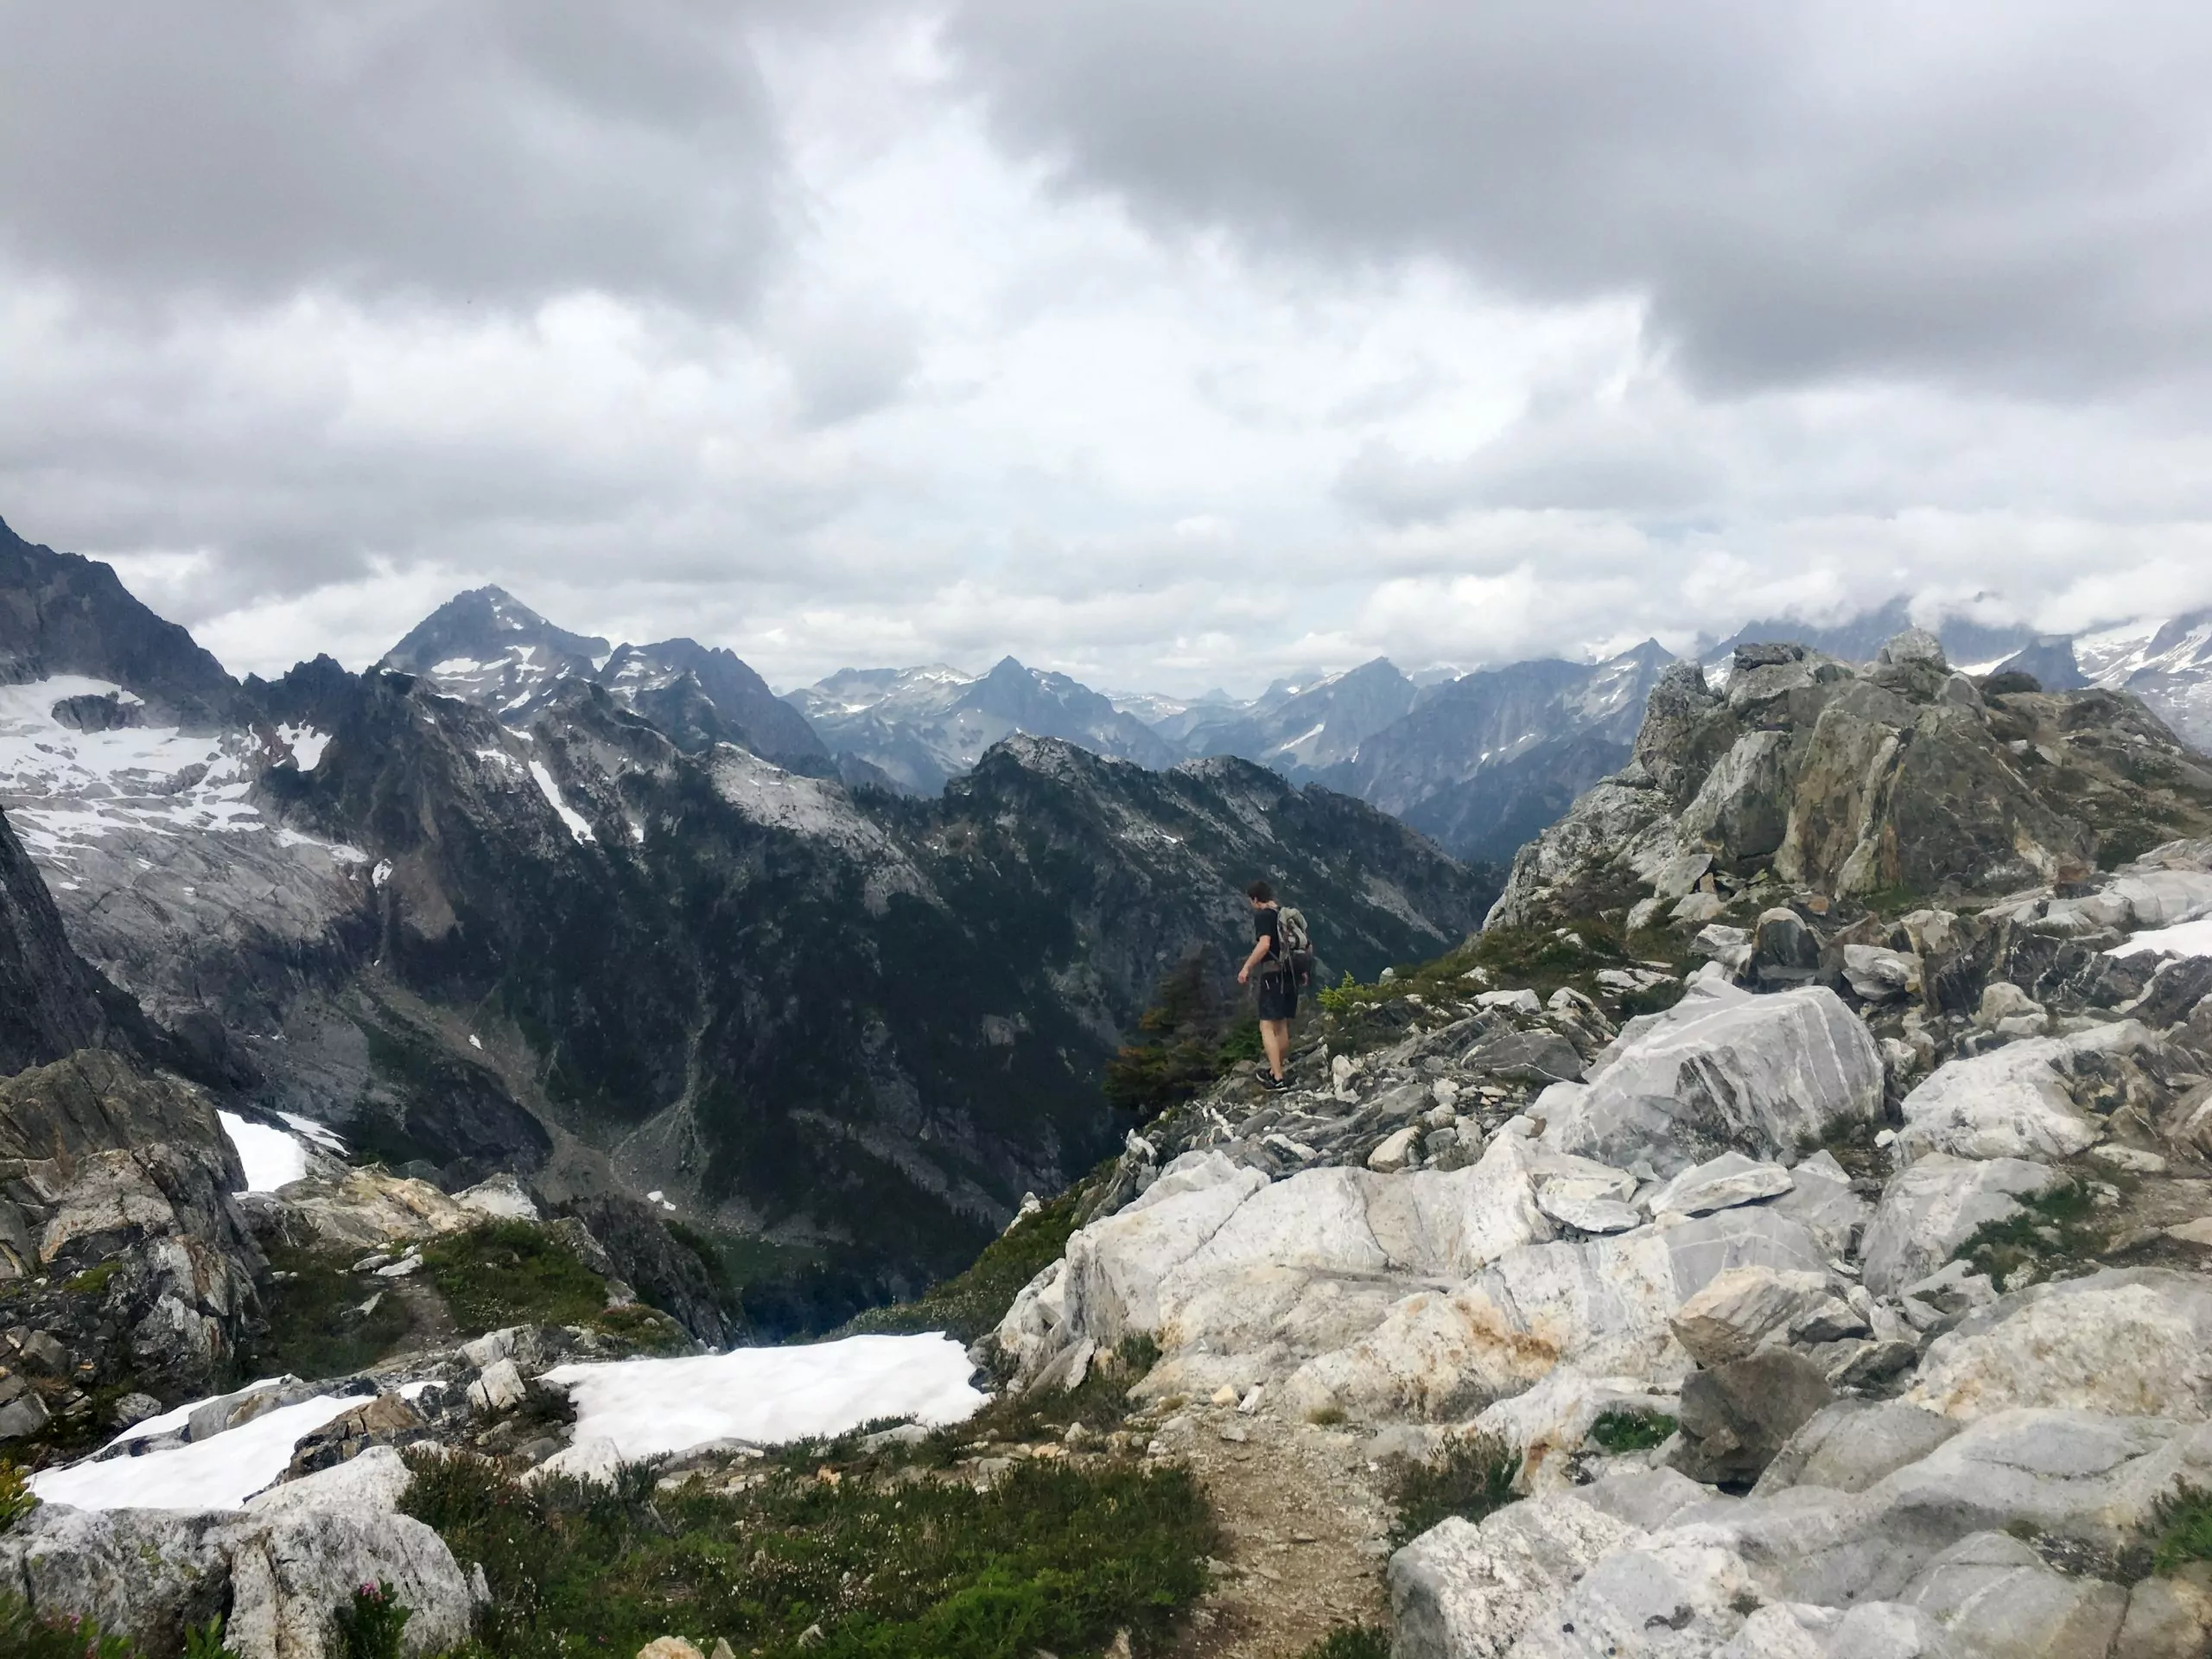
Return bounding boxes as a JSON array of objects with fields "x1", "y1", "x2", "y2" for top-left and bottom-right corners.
[{"x1": 1275, "y1": 906, "x2": 1316, "y2": 987}]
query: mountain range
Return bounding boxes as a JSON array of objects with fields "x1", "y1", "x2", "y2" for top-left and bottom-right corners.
[{"x1": 0, "y1": 515, "x2": 1496, "y2": 1326}]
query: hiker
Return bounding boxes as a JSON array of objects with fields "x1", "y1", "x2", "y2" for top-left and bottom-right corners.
[{"x1": 1237, "y1": 879, "x2": 1296, "y2": 1090}]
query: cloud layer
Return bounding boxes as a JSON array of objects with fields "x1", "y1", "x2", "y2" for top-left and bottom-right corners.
[{"x1": 3, "y1": 3, "x2": 2210, "y2": 692}]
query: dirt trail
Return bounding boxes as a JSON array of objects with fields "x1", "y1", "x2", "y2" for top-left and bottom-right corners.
[{"x1": 1150, "y1": 1402, "x2": 1398, "y2": 1657}]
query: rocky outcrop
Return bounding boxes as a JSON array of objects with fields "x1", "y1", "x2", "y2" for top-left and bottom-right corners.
[
  {"x1": 0, "y1": 1052, "x2": 265, "y2": 1408},
  {"x1": 1489, "y1": 631, "x2": 2212, "y2": 931},
  {"x1": 0, "y1": 1491, "x2": 472, "y2": 1658}
]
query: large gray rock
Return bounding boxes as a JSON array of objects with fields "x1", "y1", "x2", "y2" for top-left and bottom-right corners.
[
  {"x1": 1669, "y1": 1267, "x2": 1834, "y2": 1368},
  {"x1": 1389, "y1": 1494, "x2": 1643, "y2": 1659},
  {"x1": 1897, "y1": 1022, "x2": 2161, "y2": 1162},
  {"x1": 1859, "y1": 1154, "x2": 2063, "y2": 1295},
  {"x1": 1669, "y1": 1351, "x2": 1835, "y2": 1488},
  {"x1": 1537, "y1": 982, "x2": 1884, "y2": 1176},
  {"x1": 1281, "y1": 1208, "x2": 1825, "y2": 1424},
  {"x1": 0, "y1": 1498, "x2": 471, "y2": 1658},
  {"x1": 1648, "y1": 1152, "x2": 1795, "y2": 1219},
  {"x1": 1906, "y1": 1268, "x2": 2212, "y2": 1422},
  {"x1": 1751, "y1": 1400, "x2": 1961, "y2": 1498},
  {"x1": 1901, "y1": 1530, "x2": 2128, "y2": 1659}
]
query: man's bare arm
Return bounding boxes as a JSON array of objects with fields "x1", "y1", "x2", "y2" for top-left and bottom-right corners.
[{"x1": 1236, "y1": 935, "x2": 1271, "y2": 984}]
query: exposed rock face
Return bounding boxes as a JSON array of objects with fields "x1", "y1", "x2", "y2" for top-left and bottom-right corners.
[
  {"x1": 0, "y1": 1495, "x2": 472, "y2": 1658},
  {"x1": 0, "y1": 805, "x2": 162, "y2": 1078},
  {"x1": 1490, "y1": 629, "x2": 2212, "y2": 931},
  {"x1": 0, "y1": 1052, "x2": 264, "y2": 1402}
]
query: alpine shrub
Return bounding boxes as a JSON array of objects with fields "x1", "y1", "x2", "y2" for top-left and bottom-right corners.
[
  {"x1": 0, "y1": 1459, "x2": 37, "y2": 1533},
  {"x1": 334, "y1": 1580, "x2": 413, "y2": 1659}
]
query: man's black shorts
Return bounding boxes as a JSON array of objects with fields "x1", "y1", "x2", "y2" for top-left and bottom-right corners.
[{"x1": 1255, "y1": 970, "x2": 1297, "y2": 1021}]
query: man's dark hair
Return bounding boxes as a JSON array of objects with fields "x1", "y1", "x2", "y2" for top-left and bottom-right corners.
[{"x1": 1246, "y1": 880, "x2": 1274, "y2": 902}]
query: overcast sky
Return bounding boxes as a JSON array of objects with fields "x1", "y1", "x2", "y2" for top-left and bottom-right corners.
[{"x1": 6, "y1": 2, "x2": 2212, "y2": 695}]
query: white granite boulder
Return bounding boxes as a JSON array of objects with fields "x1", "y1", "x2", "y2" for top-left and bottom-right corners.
[
  {"x1": 1897, "y1": 1022, "x2": 2160, "y2": 1163},
  {"x1": 1537, "y1": 982, "x2": 1884, "y2": 1176},
  {"x1": 1859, "y1": 1154, "x2": 2063, "y2": 1295}
]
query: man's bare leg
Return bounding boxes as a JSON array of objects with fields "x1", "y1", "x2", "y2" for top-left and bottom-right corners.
[{"x1": 1261, "y1": 1018, "x2": 1290, "y2": 1082}]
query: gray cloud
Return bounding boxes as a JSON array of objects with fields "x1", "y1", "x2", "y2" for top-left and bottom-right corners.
[
  {"x1": 0, "y1": 1, "x2": 788, "y2": 312},
  {"x1": 944, "y1": 0, "x2": 2212, "y2": 395}
]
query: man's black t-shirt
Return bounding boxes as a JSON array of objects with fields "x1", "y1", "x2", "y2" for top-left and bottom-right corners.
[{"x1": 1253, "y1": 905, "x2": 1281, "y2": 971}]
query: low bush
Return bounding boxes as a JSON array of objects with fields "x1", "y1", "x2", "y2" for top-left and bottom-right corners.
[
  {"x1": 183, "y1": 1617, "x2": 243, "y2": 1659},
  {"x1": 1588, "y1": 1408, "x2": 1676, "y2": 1453},
  {"x1": 249, "y1": 1245, "x2": 415, "y2": 1378},
  {"x1": 0, "y1": 1591, "x2": 133, "y2": 1657},
  {"x1": 0, "y1": 1459, "x2": 36, "y2": 1533},
  {"x1": 2150, "y1": 1481, "x2": 2212, "y2": 1576},
  {"x1": 334, "y1": 1580, "x2": 412, "y2": 1659},
  {"x1": 403, "y1": 1434, "x2": 1216, "y2": 1659},
  {"x1": 1952, "y1": 1183, "x2": 2103, "y2": 1290},
  {"x1": 1391, "y1": 1430, "x2": 1519, "y2": 1543}
]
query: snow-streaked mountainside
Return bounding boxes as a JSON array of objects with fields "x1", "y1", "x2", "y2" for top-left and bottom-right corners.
[
  {"x1": 2076, "y1": 610, "x2": 2212, "y2": 751},
  {"x1": 0, "y1": 517, "x2": 1496, "y2": 1320},
  {"x1": 382, "y1": 585, "x2": 830, "y2": 772}
]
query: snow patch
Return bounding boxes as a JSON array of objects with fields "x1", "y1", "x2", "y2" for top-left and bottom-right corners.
[
  {"x1": 218, "y1": 1111, "x2": 309, "y2": 1193},
  {"x1": 528, "y1": 760, "x2": 596, "y2": 844},
  {"x1": 543, "y1": 1333, "x2": 985, "y2": 1459},
  {"x1": 2109, "y1": 918, "x2": 2212, "y2": 960},
  {"x1": 32, "y1": 1392, "x2": 362, "y2": 1511},
  {"x1": 274, "y1": 723, "x2": 330, "y2": 771},
  {"x1": 275, "y1": 1110, "x2": 346, "y2": 1154}
]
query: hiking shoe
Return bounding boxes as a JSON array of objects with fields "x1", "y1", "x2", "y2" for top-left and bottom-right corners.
[{"x1": 1257, "y1": 1071, "x2": 1292, "y2": 1092}]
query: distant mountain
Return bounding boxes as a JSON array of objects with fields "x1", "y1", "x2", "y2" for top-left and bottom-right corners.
[
  {"x1": 787, "y1": 657, "x2": 1178, "y2": 794},
  {"x1": 2076, "y1": 612, "x2": 2212, "y2": 753},
  {"x1": 0, "y1": 515, "x2": 238, "y2": 726},
  {"x1": 381, "y1": 588, "x2": 830, "y2": 772},
  {"x1": 1181, "y1": 658, "x2": 1419, "y2": 772},
  {"x1": 1313, "y1": 643, "x2": 1675, "y2": 865}
]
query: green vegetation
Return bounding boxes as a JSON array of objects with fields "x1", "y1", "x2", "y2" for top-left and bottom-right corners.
[
  {"x1": 404, "y1": 1433, "x2": 1216, "y2": 1659},
  {"x1": 249, "y1": 1244, "x2": 414, "y2": 1379},
  {"x1": 1390, "y1": 1430, "x2": 1519, "y2": 1543},
  {"x1": 1588, "y1": 1408, "x2": 1677, "y2": 1454},
  {"x1": 1952, "y1": 1182, "x2": 2104, "y2": 1290},
  {"x1": 184, "y1": 1618, "x2": 243, "y2": 1659},
  {"x1": 0, "y1": 1459, "x2": 35, "y2": 1533},
  {"x1": 334, "y1": 1580, "x2": 412, "y2": 1659},
  {"x1": 64, "y1": 1260, "x2": 121, "y2": 1298},
  {"x1": 2149, "y1": 1482, "x2": 2212, "y2": 1576},
  {"x1": 1299, "y1": 1626, "x2": 1392, "y2": 1659},
  {"x1": 1103, "y1": 949, "x2": 1271, "y2": 1119},
  {"x1": 421, "y1": 1221, "x2": 688, "y2": 1353},
  {"x1": 846, "y1": 1184, "x2": 1090, "y2": 1345},
  {"x1": 0, "y1": 1592, "x2": 133, "y2": 1658}
]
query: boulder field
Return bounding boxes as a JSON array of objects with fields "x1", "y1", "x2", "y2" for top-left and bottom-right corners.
[{"x1": 991, "y1": 824, "x2": 2212, "y2": 1656}]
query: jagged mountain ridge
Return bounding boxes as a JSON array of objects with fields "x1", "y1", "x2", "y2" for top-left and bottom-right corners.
[
  {"x1": 0, "y1": 527, "x2": 1497, "y2": 1319},
  {"x1": 382, "y1": 585, "x2": 830, "y2": 772},
  {"x1": 786, "y1": 658, "x2": 1179, "y2": 794}
]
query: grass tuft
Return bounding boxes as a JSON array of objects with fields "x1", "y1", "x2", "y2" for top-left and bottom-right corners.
[
  {"x1": 2151, "y1": 1481, "x2": 2212, "y2": 1576},
  {"x1": 249, "y1": 1245, "x2": 414, "y2": 1378},
  {"x1": 1391, "y1": 1429, "x2": 1519, "y2": 1543},
  {"x1": 1951, "y1": 1183, "x2": 2103, "y2": 1290}
]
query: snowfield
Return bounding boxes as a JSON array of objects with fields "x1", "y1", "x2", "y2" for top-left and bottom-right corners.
[
  {"x1": 217, "y1": 1110, "x2": 309, "y2": 1193},
  {"x1": 544, "y1": 1332, "x2": 986, "y2": 1459},
  {"x1": 29, "y1": 1393, "x2": 363, "y2": 1512}
]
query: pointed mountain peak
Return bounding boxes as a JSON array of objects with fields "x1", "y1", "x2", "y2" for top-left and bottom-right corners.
[{"x1": 383, "y1": 588, "x2": 609, "y2": 674}]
